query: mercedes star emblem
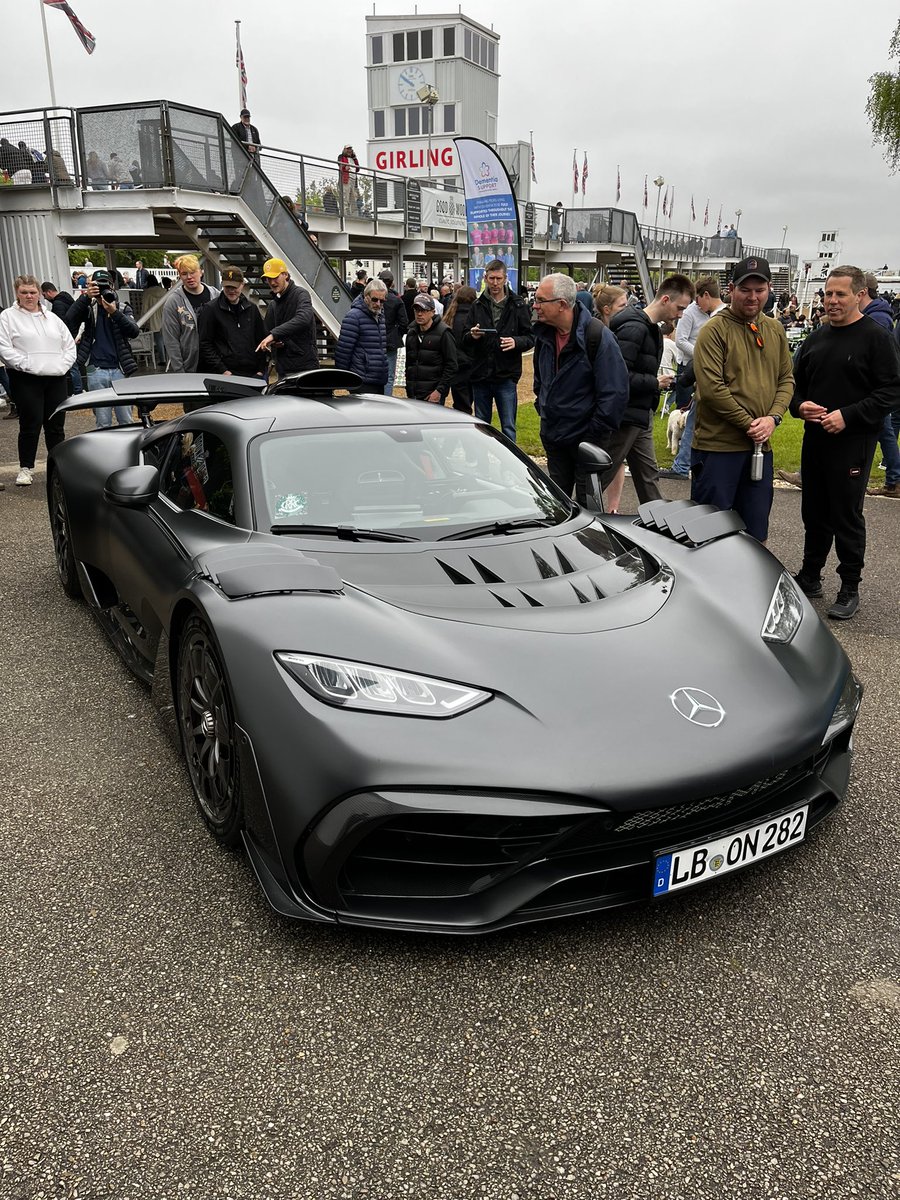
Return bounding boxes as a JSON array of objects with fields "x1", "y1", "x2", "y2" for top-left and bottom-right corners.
[{"x1": 669, "y1": 687, "x2": 726, "y2": 728}]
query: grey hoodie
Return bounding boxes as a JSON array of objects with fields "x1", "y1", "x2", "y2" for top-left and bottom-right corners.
[{"x1": 161, "y1": 281, "x2": 220, "y2": 371}]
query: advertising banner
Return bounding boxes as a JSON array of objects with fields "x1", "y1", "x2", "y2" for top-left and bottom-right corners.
[
  {"x1": 420, "y1": 186, "x2": 467, "y2": 231},
  {"x1": 454, "y1": 137, "x2": 520, "y2": 293}
]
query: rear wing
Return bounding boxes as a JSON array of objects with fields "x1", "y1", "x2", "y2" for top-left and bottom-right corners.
[
  {"x1": 53, "y1": 368, "x2": 367, "y2": 420},
  {"x1": 53, "y1": 373, "x2": 268, "y2": 417}
]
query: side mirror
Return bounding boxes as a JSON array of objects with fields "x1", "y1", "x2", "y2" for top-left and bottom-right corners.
[
  {"x1": 577, "y1": 442, "x2": 613, "y2": 513},
  {"x1": 104, "y1": 465, "x2": 160, "y2": 508}
]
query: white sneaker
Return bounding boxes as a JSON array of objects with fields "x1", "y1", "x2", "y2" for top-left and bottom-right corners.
[{"x1": 15, "y1": 467, "x2": 34, "y2": 486}]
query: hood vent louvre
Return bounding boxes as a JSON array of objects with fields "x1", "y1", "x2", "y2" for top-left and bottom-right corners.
[
  {"x1": 469, "y1": 557, "x2": 505, "y2": 585},
  {"x1": 532, "y1": 550, "x2": 558, "y2": 579},
  {"x1": 436, "y1": 558, "x2": 475, "y2": 585}
]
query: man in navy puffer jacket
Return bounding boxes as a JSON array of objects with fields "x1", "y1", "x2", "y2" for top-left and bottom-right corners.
[
  {"x1": 533, "y1": 273, "x2": 628, "y2": 504},
  {"x1": 335, "y1": 280, "x2": 388, "y2": 391}
]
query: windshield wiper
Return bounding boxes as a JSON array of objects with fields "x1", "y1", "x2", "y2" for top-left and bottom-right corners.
[
  {"x1": 270, "y1": 523, "x2": 419, "y2": 542},
  {"x1": 438, "y1": 517, "x2": 556, "y2": 541}
]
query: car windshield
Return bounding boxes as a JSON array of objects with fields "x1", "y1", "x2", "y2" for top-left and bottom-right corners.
[{"x1": 252, "y1": 423, "x2": 573, "y2": 539}]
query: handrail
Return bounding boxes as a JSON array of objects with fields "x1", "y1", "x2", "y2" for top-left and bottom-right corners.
[{"x1": 0, "y1": 102, "x2": 793, "y2": 272}]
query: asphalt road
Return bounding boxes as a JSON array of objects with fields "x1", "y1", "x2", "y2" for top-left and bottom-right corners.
[{"x1": 1, "y1": 412, "x2": 898, "y2": 1200}]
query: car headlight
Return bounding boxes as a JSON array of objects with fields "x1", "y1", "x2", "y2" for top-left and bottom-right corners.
[
  {"x1": 276, "y1": 652, "x2": 491, "y2": 717},
  {"x1": 761, "y1": 572, "x2": 803, "y2": 644},
  {"x1": 823, "y1": 672, "x2": 863, "y2": 744}
]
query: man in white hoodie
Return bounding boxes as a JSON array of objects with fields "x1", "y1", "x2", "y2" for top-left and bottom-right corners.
[{"x1": 0, "y1": 273, "x2": 76, "y2": 486}]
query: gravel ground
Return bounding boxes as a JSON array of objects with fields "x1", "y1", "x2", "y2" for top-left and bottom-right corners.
[{"x1": 0, "y1": 409, "x2": 898, "y2": 1200}]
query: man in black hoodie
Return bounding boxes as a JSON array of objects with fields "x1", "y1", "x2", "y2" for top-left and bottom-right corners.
[
  {"x1": 463, "y1": 259, "x2": 534, "y2": 442},
  {"x1": 606, "y1": 273, "x2": 694, "y2": 503},
  {"x1": 257, "y1": 258, "x2": 318, "y2": 378}
]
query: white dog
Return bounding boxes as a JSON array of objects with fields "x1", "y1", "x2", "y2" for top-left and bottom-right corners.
[{"x1": 666, "y1": 407, "x2": 688, "y2": 456}]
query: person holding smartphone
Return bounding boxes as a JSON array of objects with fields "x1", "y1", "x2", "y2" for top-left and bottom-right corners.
[{"x1": 463, "y1": 259, "x2": 534, "y2": 443}]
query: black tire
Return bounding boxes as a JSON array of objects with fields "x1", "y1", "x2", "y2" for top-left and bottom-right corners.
[
  {"x1": 49, "y1": 471, "x2": 82, "y2": 600},
  {"x1": 176, "y1": 614, "x2": 244, "y2": 847}
]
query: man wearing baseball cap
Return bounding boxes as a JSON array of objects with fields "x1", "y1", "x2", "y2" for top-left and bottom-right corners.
[
  {"x1": 197, "y1": 267, "x2": 267, "y2": 393},
  {"x1": 256, "y1": 258, "x2": 318, "y2": 378},
  {"x1": 231, "y1": 109, "x2": 260, "y2": 155},
  {"x1": 62, "y1": 268, "x2": 141, "y2": 428},
  {"x1": 690, "y1": 257, "x2": 793, "y2": 542},
  {"x1": 404, "y1": 293, "x2": 457, "y2": 405}
]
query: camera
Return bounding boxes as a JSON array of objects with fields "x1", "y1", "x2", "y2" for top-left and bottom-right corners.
[{"x1": 99, "y1": 288, "x2": 118, "y2": 305}]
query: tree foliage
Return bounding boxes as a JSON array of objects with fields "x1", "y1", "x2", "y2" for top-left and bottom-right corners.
[{"x1": 867, "y1": 18, "x2": 900, "y2": 172}]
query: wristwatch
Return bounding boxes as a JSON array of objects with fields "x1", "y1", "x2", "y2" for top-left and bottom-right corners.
[{"x1": 771, "y1": 415, "x2": 782, "y2": 426}]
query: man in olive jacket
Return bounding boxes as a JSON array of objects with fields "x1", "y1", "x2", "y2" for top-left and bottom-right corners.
[
  {"x1": 463, "y1": 259, "x2": 534, "y2": 442},
  {"x1": 692, "y1": 257, "x2": 793, "y2": 542}
]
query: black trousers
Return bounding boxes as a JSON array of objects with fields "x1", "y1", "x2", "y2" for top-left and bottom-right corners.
[
  {"x1": 7, "y1": 369, "x2": 67, "y2": 469},
  {"x1": 543, "y1": 439, "x2": 589, "y2": 506},
  {"x1": 451, "y1": 383, "x2": 473, "y2": 414},
  {"x1": 800, "y1": 430, "x2": 878, "y2": 586}
]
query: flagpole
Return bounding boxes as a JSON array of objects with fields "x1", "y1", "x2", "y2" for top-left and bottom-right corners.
[{"x1": 39, "y1": 0, "x2": 58, "y2": 109}]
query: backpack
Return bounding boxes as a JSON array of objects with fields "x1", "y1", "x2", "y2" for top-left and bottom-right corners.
[{"x1": 584, "y1": 316, "x2": 606, "y2": 365}]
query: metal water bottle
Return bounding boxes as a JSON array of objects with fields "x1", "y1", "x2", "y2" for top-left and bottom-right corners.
[{"x1": 750, "y1": 442, "x2": 764, "y2": 482}]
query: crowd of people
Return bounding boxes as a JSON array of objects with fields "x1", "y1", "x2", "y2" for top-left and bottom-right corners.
[{"x1": 2, "y1": 250, "x2": 898, "y2": 623}]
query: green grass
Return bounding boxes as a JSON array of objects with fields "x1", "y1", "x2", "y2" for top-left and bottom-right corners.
[{"x1": 505, "y1": 402, "x2": 884, "y2": 484}]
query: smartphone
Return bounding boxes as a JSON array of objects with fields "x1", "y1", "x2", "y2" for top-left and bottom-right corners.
[{"x1": 479, "y1": 327, "x2": 498, "y2": 335}]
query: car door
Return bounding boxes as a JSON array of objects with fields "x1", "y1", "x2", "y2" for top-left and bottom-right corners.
[{"x1": 108, "y1": 427, "x2": 252, "y2": 665}]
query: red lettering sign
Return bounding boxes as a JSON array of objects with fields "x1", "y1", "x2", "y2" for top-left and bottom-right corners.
[
  {"x1": 440, "y1": 147, "x2": 454, "y2": 166},
  {"x1": 375, "y1": 151, "x2": 387, "y2": 170}
]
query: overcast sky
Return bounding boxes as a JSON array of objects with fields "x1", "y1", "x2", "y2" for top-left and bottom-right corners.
[{"x1": 9, "y1": 0, "x2": 899, "y2": 268}]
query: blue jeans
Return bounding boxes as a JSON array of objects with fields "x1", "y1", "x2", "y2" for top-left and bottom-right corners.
[
  {"x1": 87, "y1": 366, "x2": 133, "y2": 427},
  {"x1": 671, "y1": 402, "x2": 696, "y2": 475},
  {"x1": 69, "y1": 363, "x2": 83, "y2": 395},
  {"x1": 473, "y1": 378, "x2": 518, "y2": 443},
  {"x1": 878, "y1": 408, "x2": 900, "y2": 487},
  {"x1": 385, "y1": 349, "x2": 397, "y2": 395}
]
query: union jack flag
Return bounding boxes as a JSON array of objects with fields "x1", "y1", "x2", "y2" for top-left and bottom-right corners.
[
  {"x1": 530, "y1": 139, "x2": 537, "y2": 184},
  {"x1": 643, "y1": 175, "x2": 648, "y2": 209},
  {"x1": 573, "y1": 150, "x2": 578, "y2": 194},
  {"x1": 703, "y1": 199, "x2": 709, "y2": 227},
  {"x1": 691, "y1": 195, "x2": 696, "y2": 222},
  {"x1": 669, "y1": 186, "x2": 675, "y2": 221},
  {"x1": 616, "y1": 165, "x2": 620, "y2": 203},
  {"x1": 662, "y1": 186, "x2": 668, "y2": 217},
  {"x1": 581, "y1": 153, "x2": 588, "y2": 195},
  {"x1": 42, "y1": 0, "x2": 95, "y2": 54}
]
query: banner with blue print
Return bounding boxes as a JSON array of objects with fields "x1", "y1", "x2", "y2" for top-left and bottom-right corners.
[{"x1": 454, "y1": 137, "x2": 520, "y2": 294}]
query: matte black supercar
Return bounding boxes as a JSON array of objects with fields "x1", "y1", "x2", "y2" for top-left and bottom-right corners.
[{"x1": 47, "y1": 370, "x2": 861, "y2": 932}]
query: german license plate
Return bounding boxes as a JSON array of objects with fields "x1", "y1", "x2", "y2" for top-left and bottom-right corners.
[{"x1": 653, "y1": 804, "x2": 809, "y2": 896}]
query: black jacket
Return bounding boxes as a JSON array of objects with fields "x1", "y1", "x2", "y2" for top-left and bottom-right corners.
[
  {"x1": 198, "y1": 292, "x2": 267, "y2": 376},
  {"x1": 231, "y1": 121, "x2": 261, "y2": 148},
  {"x1": 63, "y1": 292, "x2": 140, "y2": 376},
  {"x1": 463, "y1": 289, "x2": 534, "y2": 383},
  {"x1": 448, "y1": 301, "x2": 475, "y2": 386},
  {"x1": 382, "y1": 288, "x2": 408, "y2": 352},
  {"x1": 609, "y1": 305, "x2": 664, "y2": 427},
  {"x1": 263, "y1": 281, "x2": 318, "y2": 376},
  {"x1": 49, "y1": 292, "x2": 75, "y2": 319},
  {"x1": 401, "y1": 287, "x2": 419, "y2": 324},
  {"x1": 404, "y1": 318, "x2": 458, "y2": 401}
]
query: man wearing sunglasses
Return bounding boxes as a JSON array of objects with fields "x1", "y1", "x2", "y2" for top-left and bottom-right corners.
[
  {"x1": 691, "y1": 257, "x2": 793, "y2": 542},
  {"x1": 334, "y1": 278, "x2": 388, "y2": 393}
]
